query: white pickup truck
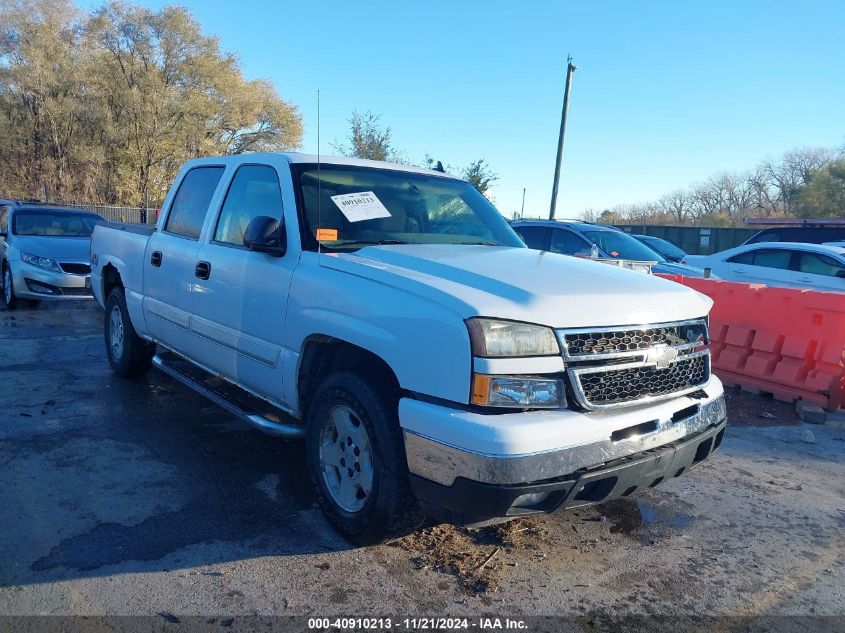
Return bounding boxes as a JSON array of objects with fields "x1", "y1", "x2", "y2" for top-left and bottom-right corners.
[{"x1": 90, "y1": 153, "x2": 727, "y2": 544}]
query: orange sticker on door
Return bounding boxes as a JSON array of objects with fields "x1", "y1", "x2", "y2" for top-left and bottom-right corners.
[{"x1": 316, "y1": 228, "x2": 338, "y2": 241}]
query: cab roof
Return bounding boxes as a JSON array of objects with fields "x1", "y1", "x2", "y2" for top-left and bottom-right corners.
[{"x1": 183, "y1": 152, "x2": 459, "y2": 180}]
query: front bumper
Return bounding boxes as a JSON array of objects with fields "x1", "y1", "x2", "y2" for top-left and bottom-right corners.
[
  {"x1": 401, "y1": 379, "x2": 726, "y2": 525},
  {"x1": 410, "y1": 417, "x2": 726, "y2": 526},
  {"x1": 11, "y1": 260, "x2": 93, "y2": 300}
]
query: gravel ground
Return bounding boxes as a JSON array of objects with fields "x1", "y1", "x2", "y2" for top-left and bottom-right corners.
[{"x1": 0, "y1": 302, "x2": 843, "y2": 627}]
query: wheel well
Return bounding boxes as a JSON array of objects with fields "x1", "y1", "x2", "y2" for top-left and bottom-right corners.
[
  {"x1": 102, "y1": 264, "x2": 124, "y2": 300},
  {"x1": 297, "y1": 337, "x2": 400, "y2": 419}
]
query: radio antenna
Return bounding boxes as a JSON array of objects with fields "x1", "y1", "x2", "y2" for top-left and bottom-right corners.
[{"x1": 317, "y1": 89, "x2": 321, "y2": 255}]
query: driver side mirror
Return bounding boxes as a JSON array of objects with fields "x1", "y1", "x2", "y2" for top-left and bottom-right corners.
[{"x1": 243, "y1": 216, "x2": 286, "y2": 257}]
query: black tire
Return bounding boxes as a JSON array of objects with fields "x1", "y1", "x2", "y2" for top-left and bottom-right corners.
[
  {"x1": 104, "y1": 288, "x2": 154, "y2": 378},
  {"x1": 1, "y1": 261, "x2": 17, "y2": 310},
  {"x1": 305, "y1": 370, "x2": 424, "y2": 545}
]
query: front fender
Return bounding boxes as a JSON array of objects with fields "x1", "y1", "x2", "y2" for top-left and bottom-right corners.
[{"x1": 284, "y1": 254, "x2": 472, "y2": 407}]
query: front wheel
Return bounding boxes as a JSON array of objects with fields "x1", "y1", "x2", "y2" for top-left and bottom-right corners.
[
  {"x1": 305, "y1": 371, "x2": 424, "y2": 545},
  {"x1": 104, "y1": 288, "x2": 154, "y2": 378},
  {"x1": 1, "y1": 263, "x2": 17, "y2": 309}
]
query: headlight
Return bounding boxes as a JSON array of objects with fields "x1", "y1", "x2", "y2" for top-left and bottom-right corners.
[
  {"x1": 466, "y1": 318, "x2": 560, "y2": 357},
  {"x1": 471, "y1": 374, "x2": 564, "y2": 408},
  {"x1": 21, "y1": 252, "x2": 61, "y2": 272}
]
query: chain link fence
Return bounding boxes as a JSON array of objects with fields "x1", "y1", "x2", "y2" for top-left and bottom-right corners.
[{"x1": 52, "y1": 202, "x2": 158, "y2": 224}]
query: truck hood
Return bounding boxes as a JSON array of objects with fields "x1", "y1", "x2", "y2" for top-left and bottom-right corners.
[
  {"x1": 321, "y1": 245, "x2": 712, "y2": 328},
  {"x1": 12, "y1": 235, "x2": 91, "y2": 261}
]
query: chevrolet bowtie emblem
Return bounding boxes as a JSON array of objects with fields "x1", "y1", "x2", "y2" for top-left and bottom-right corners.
[{"x1": 645, "y1": 344, "x2": 679, "y2": 369}]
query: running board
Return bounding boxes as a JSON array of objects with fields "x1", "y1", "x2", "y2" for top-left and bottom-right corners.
[{"x1": 152, "y1": 352, "x2": 304, "y2": 439}]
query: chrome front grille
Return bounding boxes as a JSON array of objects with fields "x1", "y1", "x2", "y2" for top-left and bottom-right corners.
[
  {"x1": 572, "y1": 351, "x2": 710, "y2": 407},
  {"x1": 558, "y1": 319, "x2": 711, "y2": 410},
  {"x1": 560, "y1": 319, "x2": 709, "y2": 361}
]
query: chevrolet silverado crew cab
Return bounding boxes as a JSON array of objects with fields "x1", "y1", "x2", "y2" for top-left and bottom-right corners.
[{"x1": 90, "y1": 153, "x2": 727, "y2": 544}]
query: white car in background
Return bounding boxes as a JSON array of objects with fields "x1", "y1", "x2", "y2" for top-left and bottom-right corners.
[{"x1": 683, "y1": 242, "x2": 845, "y2": 292}]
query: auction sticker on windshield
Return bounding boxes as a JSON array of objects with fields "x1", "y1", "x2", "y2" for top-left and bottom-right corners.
[
  {"x1": 330, "y1": 191, "x2": 391, "y2": 223},
  {"x1": 316, "y1": 228, "x2": 339, "y2": 241}
]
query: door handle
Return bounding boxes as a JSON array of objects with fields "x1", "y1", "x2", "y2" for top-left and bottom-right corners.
[
  {"x1": 150, "y1": 251, "x2": 162, "y2": 267},
  {"x1": 734, "y1": 268, "x2": 746, "y2": 274},
  {"x1": 797, "y1": 276, "x2": 812, "y2": 283},
  {"x1": 195, "y1": 261, "x2": 211, "y2": 280}
]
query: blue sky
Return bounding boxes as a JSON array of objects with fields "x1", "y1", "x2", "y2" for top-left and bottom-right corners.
[{"x1": 78, "y1": 0, "x2": 845, "y2": 218}]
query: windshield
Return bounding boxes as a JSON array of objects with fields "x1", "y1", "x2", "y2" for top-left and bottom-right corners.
[
  {"x1": 642, "y1": 236, "x2": 685, "y2": 260},
  {"x1": 583, "y1": 230, "x2": 666, "y2": 262},
  {"x1": 292, "y1": 164, "x2": 524, "y2": 250},
  {"x1": 13, "y1": 211, "x2": 102, "y2": 237}
]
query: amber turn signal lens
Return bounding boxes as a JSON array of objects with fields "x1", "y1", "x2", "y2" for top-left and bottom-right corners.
[{"x1": 471, "y1": 374, "x2": 492, "y2": 405}]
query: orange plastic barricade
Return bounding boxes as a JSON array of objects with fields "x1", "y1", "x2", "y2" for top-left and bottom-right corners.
[{"x1": 657, "y1": 275, "x2": 845, "y2": 411}]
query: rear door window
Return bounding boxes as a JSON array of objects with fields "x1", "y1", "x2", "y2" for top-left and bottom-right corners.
[
  {"x1": 550, "y1": 228, "x2": 592, "y2": 255},
  {"x1": 165, "y1": 167, "x2": 225, "y2": 239},
  {"x1": 514, "y1": 226, "x2": 549, "y2": 249},
  {"x1": 751, "y1": 248, "x2": 793, "y2": 270}
]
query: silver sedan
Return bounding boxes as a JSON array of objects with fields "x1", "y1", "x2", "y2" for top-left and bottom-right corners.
[{"x1": 0, "y1": 205, "x2": 102, "y2": 308}]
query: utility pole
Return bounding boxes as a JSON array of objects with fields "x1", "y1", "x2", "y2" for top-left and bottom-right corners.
[
  {"x1": 521, "y1": 187, "x2": 526, "y2": 217},
  {"x1": 549, "y1": 56, "x2": 577, "y2": 220}
]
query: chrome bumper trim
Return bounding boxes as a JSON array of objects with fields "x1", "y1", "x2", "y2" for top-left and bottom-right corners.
[{"x1": 404, "y1": 394, "x2": 726, "y2": 486}]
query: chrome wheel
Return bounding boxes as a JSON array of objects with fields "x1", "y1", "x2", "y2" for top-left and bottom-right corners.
[
  {"x1": 318, "y1": 404, "x2": 373, "y2": 513},
  {"x1": 109, "y1": 304, "x2": 125, "y2": 360},
  {"x1": 3, "y1": 267, "x2": 11, "y2": 304}
]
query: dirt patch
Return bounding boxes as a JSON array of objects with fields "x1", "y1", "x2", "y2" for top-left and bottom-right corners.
[
  {"x1": 394, "y1": 517, "x2": 549, "y2": 593},
  {"x1": 723, "y1": 387, "x2": 800, "y2": 427},
  {"x1": 602, "y1": 499, "x2": 644, "y2": 536}
]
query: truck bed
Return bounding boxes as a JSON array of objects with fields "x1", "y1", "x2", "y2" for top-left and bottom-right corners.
[
  {"x1": 90, "y1": 222, "x2": 154, "y2": 308},
  {"x1": 100, "y1": 221, "x2": 156, "y2": 237}
]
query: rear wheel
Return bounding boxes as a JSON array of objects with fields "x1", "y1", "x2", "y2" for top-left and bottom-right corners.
[
  {"x1": 305, "y1": 371, "x2": 424, "y2": 545},
  {"x1": 1, "y1": 262, "x2": 17, "y2": 310},
  {"x1": 104, "y1": 288, "x2": 154, "y2": 377}
]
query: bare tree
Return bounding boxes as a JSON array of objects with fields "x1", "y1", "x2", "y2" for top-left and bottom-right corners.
[
  {"x1": 657, "y1": 190, "x2": 692, "y2": 224},
  {"x1": 582, "y1": 145, "x2": 844, "y2": 226},
  {"x1": 747, "y1": 165, "x2": 783, "y2": 217},
  {"x1": 760, "y1": 147, "x2": 836, "y2": 215}
]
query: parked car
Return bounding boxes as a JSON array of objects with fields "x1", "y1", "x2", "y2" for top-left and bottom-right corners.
[
  {"x1": 744, "y1": 226, "x2": 845, "y2": 245},
  {"x1": 0, "y1": 203, "x2": 102, "y2": 308},
  {"x1": 630, "y1": 234, "x2": 688, "y2": 263},
  {"x1": 683, "y1": 242, "x2": 845, "y2": 291},
  {"x1": 90, "y1": 153, "x2": 726, "y2": 544},
  {"x1": 511, "y1": 220, "x2": 712, "y2": 277}
]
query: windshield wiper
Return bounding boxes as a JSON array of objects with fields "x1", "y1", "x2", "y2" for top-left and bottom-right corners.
[
  {"x1": 456, "y1": 241, "x2": 500, "y2": 246},
  {"x1": 335, "y1": 239, "x2": 415, "y2": 246}
]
